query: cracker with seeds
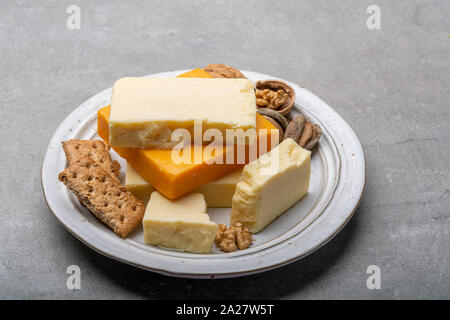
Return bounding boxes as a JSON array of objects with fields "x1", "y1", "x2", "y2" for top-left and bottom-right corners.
[
  {"x1": 62, "y1": 140, "x2": 121, "y2": 180},
  {"x1": 58, "y1": 156, "x2": 145, "y2": 238}
]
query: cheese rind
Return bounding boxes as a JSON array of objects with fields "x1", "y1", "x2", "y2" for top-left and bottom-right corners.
[
  {"x1": 126, "y1": 163, "x2": 242, "y2": 207},
  {"x1": 109, "y1": 77, "x2": 257, "y2": 149},
  {"x1": 230, "y1": 138, "x2": 311, "y2": 233},
  {"x1": 143, "y1": 192, "x2": 217, "y2": 254}
]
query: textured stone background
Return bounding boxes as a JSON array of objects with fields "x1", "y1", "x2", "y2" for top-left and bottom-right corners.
[{"x1": 0, "y1": 0, "x2": 449, "y2": 299}]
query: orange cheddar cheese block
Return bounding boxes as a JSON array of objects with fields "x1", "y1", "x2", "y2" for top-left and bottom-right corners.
[{"x1": 97, "y1": 70, "x2": 278, "y2": 199}]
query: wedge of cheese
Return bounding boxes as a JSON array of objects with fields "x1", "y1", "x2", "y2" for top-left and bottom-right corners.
[
  {"x1": 143, "y1": 191, "x2": 217, "y2": 254},
  {"x1": 195, "y1": 169, "x2": 242, "y2": 207},
  {"x1": 230, "y1": 138, "x2": 311, "y2": 233},
  {"x1": 125, "y1": 164, "x2": 155, "y2": 203},
  {"x1": 126, "y1": 163, "x2": 241, "y2": 207},
  {"x1": 109, "y1": 77, "x2": 257, "y2": 149}
]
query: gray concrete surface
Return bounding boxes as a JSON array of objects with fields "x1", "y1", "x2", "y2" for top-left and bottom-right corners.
[{"x1": 0, "y1": 0, "x2": 449, "y2": 299}]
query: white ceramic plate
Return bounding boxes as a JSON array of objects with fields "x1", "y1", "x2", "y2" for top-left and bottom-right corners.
[{"x1": 41, "y1": 70, "x2": 365, "y2": 278}]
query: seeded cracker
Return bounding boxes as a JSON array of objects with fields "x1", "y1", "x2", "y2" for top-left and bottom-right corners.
[{"x1": 58, "y1": 156, "x2": 145, "y2": 238}]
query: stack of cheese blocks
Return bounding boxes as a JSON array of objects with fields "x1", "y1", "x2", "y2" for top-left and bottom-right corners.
[{"x1": 97, "y1": 69, "x2": 311, "y2": 253}]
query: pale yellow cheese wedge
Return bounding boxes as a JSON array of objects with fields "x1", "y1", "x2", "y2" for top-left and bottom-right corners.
[
  {"x1": 126, "y1": 163, "x2": 242, "y2": 207},
  {"x1": 230, "y1": 138, "x2": 311, "y2": 233},
  {"x1": 143, "y1": 191, "x2": 218, "y2": 254},
  {"x1": 195, "y1": 169, "x2": 242, "y2": 207},
  {"x1": 125, "y1": 164, "x2": 155, "y2": 203}
]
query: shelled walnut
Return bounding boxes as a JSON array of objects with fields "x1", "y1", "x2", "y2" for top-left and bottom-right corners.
[
  {"x1": 233, "y1": 222, "x2": 252, "y2": 250},
  {"x1": 215, "y1": 224, "x2": 237, "y2": 252},
  {"x1": 256, "y1": 88, "x2": 290, "y2": 110},
  {"x1": 215, "y1": 222, "x2": 253, "y2": 252}
]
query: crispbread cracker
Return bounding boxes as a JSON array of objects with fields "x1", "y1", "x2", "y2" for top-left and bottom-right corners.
[
  {"x1": 62, "y1": 140, "x2": 120, "y2": 180},
  {"x1": 58, "y1": 156, "x2": 145, "y2": 238},
  {"x1": 111, "y1": 159, "x2": 121, "y2": 177}
]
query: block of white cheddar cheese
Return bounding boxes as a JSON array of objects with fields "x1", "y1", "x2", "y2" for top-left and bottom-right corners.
[
  {"x1": 195, "y1": 169, "x2": 242, "y2": 207},
  {"x1": 143, "y1": 191, "x2": 218, "y2": 253},
  {"x1": 230, "y1": 138, "x2": 311, "y2": 233},
  {"x1": 109, "y1": 77, "x2": 257, "y2": 149},
  {"x1": 126, "y1": 163, "x2": 242, "y2": 207},
  {"x1": 125, "y1": 164, "x2": 155, "y2": 203}
]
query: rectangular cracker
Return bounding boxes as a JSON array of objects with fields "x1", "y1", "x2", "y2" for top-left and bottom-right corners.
[
  {"x1": 58, "y1": 156, "x2": 145, "y2": 238},
  {"x1": 62, "y1": 140, "x2": 121, "y2": 179}
]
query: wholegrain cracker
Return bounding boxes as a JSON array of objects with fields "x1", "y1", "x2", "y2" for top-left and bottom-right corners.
[
  {"x1": 58, "y1": 156, "x2": 145, "y2": 238},
  {"x1": 62, "y1": 140, "x2": 120, "y2": 180}
]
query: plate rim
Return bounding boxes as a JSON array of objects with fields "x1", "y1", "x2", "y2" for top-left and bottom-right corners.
[{"x1": 41, "y1": 69, "x2": 366, "y2": 278}]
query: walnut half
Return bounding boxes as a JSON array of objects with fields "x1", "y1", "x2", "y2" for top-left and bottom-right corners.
[
  {"x1": 215, "y1": 224, "x2": 237, "y2": 252},
  {"x1": 215, "y1": 222, "x2": 253, "y2": 252},
  {"x1": 204, "y1": 64, "x2": 246, "y2": 79},
  {"x1": 232, "y1": 222, "x2": 252, "y2": 250},
  {"x1": 256, "y1": 88, "x2": 290, "y2": 111}
]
